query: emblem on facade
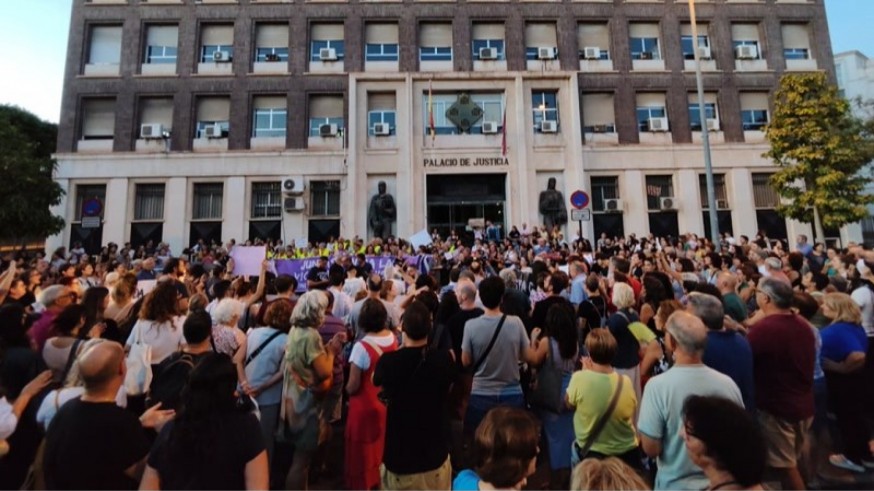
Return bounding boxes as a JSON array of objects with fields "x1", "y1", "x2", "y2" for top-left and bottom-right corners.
[{"x1": 445, "y1": 93, "x2": 483, "y2": 132}]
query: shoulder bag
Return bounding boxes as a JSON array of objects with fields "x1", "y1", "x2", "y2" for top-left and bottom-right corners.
[
  {"x1": 245, "y1": 330, "x2": 283, "y2": 367},
  {"x1": 470, "y1": 315, "x2": 507, "y2": 374},
  {"x1": 574, "y1": 374, "x2": 625, "y2": 460},
  {"x1": 123, "y1": 322, "x2": 153, "y2": 396}
]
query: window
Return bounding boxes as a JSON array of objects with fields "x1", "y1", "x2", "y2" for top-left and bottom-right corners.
[
  {"x1": 591, "y1": 176, "x2": 619, "y2": 212},
  {"x1": 699, "y1": 173, "x2": 727, "y2": 208},
  {"x1": 254, "y1": 24, "x2": 288, "y2": 62},
  {"x1": 577, "y1": 23, "x2": 610, "y2": 60},
  {"x1": 74, "y1": 184, "x2": 107, "y2": 221},
  {"x1": 368, "y1": 93, "x2": 396, "y2": 136},
  {"x1": 629, "y1": 23, "x2": 661, "y2": 60},
  {"x1": 636, "y1": 93, "x2": 667, "y2": 132},
  {"x1": 193, "y1": 183, "x2": 223, "y2": 220},
  {"x1": 645, "y1": 175, "x2": 674, "y2": 211},
  {"x1": 419, "y1": 23, "x2": 452, "y2": 61},
  {"x1": 781, "y1": 24, "x2": 812, "y2": 60},
  {"x1": 688, "y1": 93, "x2": 718, "y2": 131},
  {"x1": 200, "y1": 25, "x2": 234, "y2": 63},
  {"x1": 740, "y1": 93, "x2": 769, "y2": 130},
  {"x1": 252, "y1": 96, "x2": 286, "y2": 138},
  {"x1": 582, "y1": 93, "x2": 616, "y2": 133},
  {"x1": 310, "y1": 181, "x2": 341, "y2": 216},
  {"x1": 365, "y1": 23, "x2": 398, "y2": 62},
  {"x1": 196, "y1": 97, "x2": 230, "y2": 138},
  {"x1": 310, "y1": 24, "x2": 344, "y2": 61},
  {"x1": 681, "y1": 35, "x2": 709, "y2": 60},
  {"x1": 308, "y1": 95, "x2": 344, "y2": 137},
  {"x1": 138, "y1": 98, "x2": 173, "y2": 137},
  {"x1": 88, "y1": 25, "x2": 122, "y2": 65},
  {"x1": 525, "y1": 23, "x2": 557, "y2": 61},
  {"x1": 81, "y1": 99, "x2": 115, "y2": 140},
  {"x1": 752, "y1": 173, "x2": 779, "y2": 208},
  {"x1": 472, "y1": 23, "x2": 505, "y2": 60},
  {"x1": 532, "y1": 91, "x2": 559, "y2": 130},
  {"x1": 144, "y1": 25, "x2": 178, "y2": 64},
  {"x1": 368, "y1": 111, "x2": 396, "y2": 134},
  {"x1": 731, "y1": 24, "x2": 761, "y2": 59},
  {"x1": 251, "y1": 182, "x2": 281, "y2": 218},
  {"x1": 422, "y1": 93, "x2": 504, "y2": 135},
  {"x1": 134, "y1": 184, "x2": 165, "y2": 221}
]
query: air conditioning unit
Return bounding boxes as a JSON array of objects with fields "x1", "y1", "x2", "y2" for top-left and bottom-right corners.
[
  {"x1": 319, "y1": 123, "x2": 338, "y2": 137},
  {"x1": 282, "y1": 176, "x2": 305, "y2": 195},
  {"x1": 203, "y1": 124, "x2": 224, "y2": 139},
  {"x1": 283, "y1": 196, "x2": 305, "y2": 213},
  {"x1": 603, "y1": 198, "x2": 623, "y2": 213},
  {"x1": 212, "y1": 50, "x2": 231, "y2": 62},
  {"x1": 481, "y1": 121, "x2": 499, "y2": 134},
  {"x1": 697, "y1": 46, "x2": 712, "y2": 60},
  {"x1": 478, "y1": 47, "x2": 498, "y2": 60},
  {"x1": 716, "y1": 199, "x2": 730, "y2": 210},
  {"x1": 540, "y1": 120, "x2": 558, "y2": 133},
  {"x1": 537, "y1": 47, "x2": 556, "y2": 60},
  {"x1": 140, "y1": 123, "x2": 164, "y2": 139},
  {"x1": 705, "y1": 118, "x2": 720, "y2": 131},
  {"x1": 583, "y1": 47, "x2": 601, "y2": 60},
  {"x1": 319, "y1": 47, "x2": 338, "y2": 61},
  {"x1": 649, "y1": 117, "x2": 669, "y2": 132},
  {"x1": 372, "y1": 123, "x2": 391, "y2": 136},
  {"x1": 659, "y1": 196, "x2": 677, "y2": 210},
  {"x1": 735, "y1": 45, "x2": 757, "y2": 60}
]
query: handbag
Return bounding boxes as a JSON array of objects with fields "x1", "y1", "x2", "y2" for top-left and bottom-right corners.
[
  {"x1": 574, "y1": 374, "x2": 625, "y2": 460},
  {"x1": 123, "y1": 322, "x2": 153, "y2": 396},
  {"x1": 529, "y1": 340, "x2": 566, "y2": 412}
]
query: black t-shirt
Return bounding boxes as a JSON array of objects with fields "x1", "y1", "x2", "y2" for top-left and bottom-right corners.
[
  {"x1": 148, "y1": 411, "x2": 264, "y2": 490},
  {"x1": 306, "y1": 266, "x2": 328, "y2": 289},
  {"x1": 44, "y1": 399, "x2": 150, "y2": 490},
  {"x1": 374, "y1": 347, "x2": 457, "y2": 474},
  {"x1": 501, "y1": 287, "x2": 531, "y2": 328},
  {"x1": 147, "y1": 352, "x2": 210, "y2": 410},
  {"x1": 531, "y1": 296, "x2": 573, "y2": 332},
  {"x1": 578, "y1": 296, "x2": 608, "y2": 330},
  {"x1": 447, "y1": 308, "x2": 484, "y2": 363}
]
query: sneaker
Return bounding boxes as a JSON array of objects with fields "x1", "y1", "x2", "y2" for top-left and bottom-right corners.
[{"x1": 830, "y1": 454, "x2": 866, "y2": 473}]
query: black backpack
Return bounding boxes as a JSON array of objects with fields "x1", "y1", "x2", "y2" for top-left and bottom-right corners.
[{"x1": 147, "y1": 352, "x2": 199, "y2": 411}]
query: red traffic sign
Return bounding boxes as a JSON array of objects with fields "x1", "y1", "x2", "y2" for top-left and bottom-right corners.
[{"x1": 570, "y1": 190, "x2": 590, "y2": 210}]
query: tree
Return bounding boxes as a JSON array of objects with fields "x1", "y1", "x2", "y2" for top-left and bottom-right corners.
[
  {"x1": 765, "y1": 72, "x2": 874, "y2": 241},
  {"x1": 0, "y1": 105, "x2": 65, "y2": 244}
]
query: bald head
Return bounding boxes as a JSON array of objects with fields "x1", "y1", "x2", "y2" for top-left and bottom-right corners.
[
  {"x1": 665, "y1": 311, "x2": 708, "y2": 358},
  {"x1": 717, "y1": 272, "x2": 737, "y2": 293},
  {"x1": 77, "y1": 341, "x2": 125, "y2": 393},
  {"x1": 457, "y1": 280, "x2": 477, "y2": 307}
]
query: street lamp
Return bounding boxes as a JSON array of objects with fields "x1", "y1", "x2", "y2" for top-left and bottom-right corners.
[{"x1": 689, "y1": 0, "x2": 721, "y2": 252}]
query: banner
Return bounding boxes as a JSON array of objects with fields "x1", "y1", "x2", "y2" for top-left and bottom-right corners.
[{"x1": 272, "y1": 255, "x2": 415, "y2": 292}]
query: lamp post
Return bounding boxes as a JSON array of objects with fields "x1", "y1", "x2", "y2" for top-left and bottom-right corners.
[{"x1": 690, "y1": 0, "x2": 721, "y2": 252}]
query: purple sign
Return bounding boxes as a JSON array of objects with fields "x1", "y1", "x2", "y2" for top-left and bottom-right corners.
[{"x1": 272, "y1": 255, "x2": 415, "y2": 292}]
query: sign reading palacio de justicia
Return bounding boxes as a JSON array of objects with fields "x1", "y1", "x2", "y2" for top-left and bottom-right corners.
[{"x1": 423, "y1": 157, "x2": 510, "y2": 167}]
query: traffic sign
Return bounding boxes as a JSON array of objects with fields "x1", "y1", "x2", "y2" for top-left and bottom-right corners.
[
  {"x1": 571, "y1": 209, "x2": 591, "y2": 221},
  {"x1": 82, "y1": 198, "x2": 103, "y2": 218},
  {"x1": 570, "y1": 190, "x2": 590, "y2": 210}
]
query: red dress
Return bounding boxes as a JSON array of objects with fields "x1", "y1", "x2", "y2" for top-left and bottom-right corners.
[{"x1": 344, "y1": 337, "x2": 397, "y2": 490}]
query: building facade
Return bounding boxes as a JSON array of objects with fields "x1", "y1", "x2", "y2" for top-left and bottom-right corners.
[{"x1": 52, "y1": 0, "x2": 839, "y2": 254}]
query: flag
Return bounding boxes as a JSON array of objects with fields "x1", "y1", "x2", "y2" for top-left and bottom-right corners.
[
  {"x1": 501, "y1": 94, "x2": 508, "y2": 156},
  {"x1": 428, "y1": 79, "x2": 435, "y2": 143},
  {"x1": 646, "y1": 185, "x2": 662, "y2": 197}
]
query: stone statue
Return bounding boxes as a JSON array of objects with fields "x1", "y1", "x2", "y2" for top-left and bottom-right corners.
[
  {"x1": 368, "y1": 181, "x2": 396, "y2": 239},
  {"x1": 539, "y1": 177, "x2": 567, "y2": 229}
]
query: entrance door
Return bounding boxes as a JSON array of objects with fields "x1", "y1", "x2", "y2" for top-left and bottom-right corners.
[{"x1": 427, "y1": 174, "x2": 506, "y2": 242}]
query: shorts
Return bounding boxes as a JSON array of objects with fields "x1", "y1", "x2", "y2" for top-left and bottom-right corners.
[
  {"x1": 758, "y1": 410, "x2": 812, "y2": 468},
  {"x1": 380, "y1": 456, "x2": 452, "y2": 490}
]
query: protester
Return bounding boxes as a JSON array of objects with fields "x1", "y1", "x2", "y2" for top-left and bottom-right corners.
[
  {"x1": 125, "y1": 281, "x2": 186, "y2": 365},
  {"x1": 146, "y1": 310, "x2": 213, "y2": 412},
  {"x1": 607, "y1": 282, "x2": 643, "y2": 403},
  {"x1": 570, "y1": 457, "x2": 651, "y2": 491}
]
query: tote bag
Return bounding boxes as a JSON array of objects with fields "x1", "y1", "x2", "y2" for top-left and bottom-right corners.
[{"x1": 124, "y1": 322, "x2": 153, "y2": 396}]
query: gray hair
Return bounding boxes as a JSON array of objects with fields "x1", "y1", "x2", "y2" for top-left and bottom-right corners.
[
  {"x1": 611, "y1": 282, "x2": 635, "y2": 309},
  {"x1": 758, "y1": 277, "x2": 793, "y2": 309},
  {"x1": 38, "y1": 285, "x2": 68, "y2": 307},
  {"x1": 290, "y1": 290, "x2": 327, "y2": 328},
  {"x1": 212, "y1": 298, "x2": 243, "y2": 325},
  {"x1": 499, "y1": 268, "x2": 517, "y2": 288},
  {"x1": 665, "y1": 311, "x2": 708, "y2": 356},
  {"x1": 685, "y1": 292, "x2": 725, "y2": 331}
]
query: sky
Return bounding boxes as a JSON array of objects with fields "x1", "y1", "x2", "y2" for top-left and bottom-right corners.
[{"x1": 0, "y1": 0, "x2": 871, "y2": 124}]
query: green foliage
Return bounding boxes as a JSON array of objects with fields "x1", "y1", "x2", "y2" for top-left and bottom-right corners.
[
  {"x1": 765, "y1": 73, "x2": 874, "y2": 231},
  {"x1": 0, "y1": 105, "x2": 65, "y2": 242}
]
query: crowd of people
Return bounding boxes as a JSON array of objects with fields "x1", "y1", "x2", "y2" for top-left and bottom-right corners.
[{"x1": 1, "y1": 225, "x2": 873, "y2": 490}]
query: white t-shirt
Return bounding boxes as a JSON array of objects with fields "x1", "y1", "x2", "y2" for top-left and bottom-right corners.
[
  {"x1": 126, "y1": 317, "x2": 187, "y2": 364},
  {"x1": 329, "y1": 286, "x2": 354, "y2": 321},
  {"x1": 349, "y1": 332, "x2": 396, "y2": 371},
  {"x1": 0, "y1": 397, "x2": 16, "y2": 440},
  {"x1": 851, "y1": 286, "x2": 874, "y2": 336}
]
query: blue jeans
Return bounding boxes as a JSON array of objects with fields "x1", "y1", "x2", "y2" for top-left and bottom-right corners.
[{"x1": 465, "y1": 392, "x2": 525, "y2": 434}]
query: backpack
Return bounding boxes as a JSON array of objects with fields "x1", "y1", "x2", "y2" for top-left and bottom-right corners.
[{"x1": 147, "y1": 352, "x2": 199, "y2": 410}]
